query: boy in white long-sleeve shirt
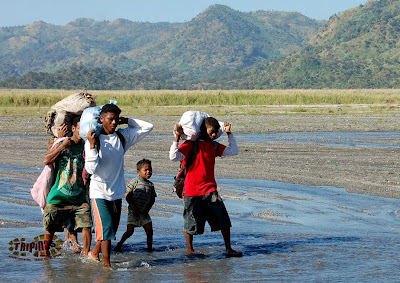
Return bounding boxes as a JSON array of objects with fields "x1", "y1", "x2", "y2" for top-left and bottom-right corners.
[
  {"x1": 169, "y1": 117, "x2": 242, "y2": 257},
  {"x1": 85, "y1": 104, "x2": 153, "y2": 269}
]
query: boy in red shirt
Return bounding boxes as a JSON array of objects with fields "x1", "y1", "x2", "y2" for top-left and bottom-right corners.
[{"x1": 169, "y1": 117, "x2": 242, "y2": 257}]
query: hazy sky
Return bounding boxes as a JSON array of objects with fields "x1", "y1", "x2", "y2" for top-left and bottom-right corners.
[{"x1": 1, "y1": 0, "x2": 367, "y2": 27}]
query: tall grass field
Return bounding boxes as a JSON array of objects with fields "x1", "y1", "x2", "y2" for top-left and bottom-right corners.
[{"x1": 0, "y1": 89, "x2": 399, "y2": 115}]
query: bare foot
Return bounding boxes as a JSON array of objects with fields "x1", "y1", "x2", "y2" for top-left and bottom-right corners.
[
  {"x1": 102, "y1": 264, "x2": 113, "y2": 270},
  {"x1": 226, "y1": 249, "x2": 243, "y2": 258},
  {"x1": 185, "y1": 249, "x2": 206, "y2": 258},
  {"x1": 87, "y1": 251, "x2": 100, "y2": 262},
  {"x1": 40, "y1": 250, "x2": 50, "y2": 258},
  {"x1": 72, "y1": 244, "x2": 81, "y2": 254}
]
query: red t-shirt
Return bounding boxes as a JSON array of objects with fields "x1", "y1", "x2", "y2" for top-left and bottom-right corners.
[{"x1": 178, "y1": 140, "x2": 226, "y2": 197}]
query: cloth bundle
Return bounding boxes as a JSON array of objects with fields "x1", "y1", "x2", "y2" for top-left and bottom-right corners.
[
  {"x1": 177, "y1": 111, "x2": 225, "y2": 141},
  {"x1": 79, "y1": 106, "x2": 103, "y2": 141}
]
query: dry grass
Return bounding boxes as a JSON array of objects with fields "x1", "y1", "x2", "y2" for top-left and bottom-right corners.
[{"x1": 1, "y1": 88, "x2": 400, "y2": 115}]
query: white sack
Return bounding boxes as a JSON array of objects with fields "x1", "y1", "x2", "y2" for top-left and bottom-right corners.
[
  {"x1": 79, "y1": 106, "x2": 103, "y2": 141},
  {"x1": 178, "y1": 111, "x2": 224, "y2": 141}
]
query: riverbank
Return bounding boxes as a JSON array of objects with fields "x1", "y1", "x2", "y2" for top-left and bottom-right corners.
[{"x1": 1, "y1": 112, "x2": 400, "y2": 199}]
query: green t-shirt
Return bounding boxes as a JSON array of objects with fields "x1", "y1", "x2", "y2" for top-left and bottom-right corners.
[{"x1": 46, "y1": 141, "x2": 86, "y2": 205}]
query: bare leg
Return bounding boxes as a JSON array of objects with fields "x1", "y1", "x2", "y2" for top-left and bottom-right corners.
[
  {"x1": 221, "y1": 228, "x2": 242, "y2": 257},
  {"x1": 143, "y1": 222, "x2": 153, "y2": 252},
  {"x1": 184, "y1": 231, "x2": 194, "y2": 253},
  {"x1": 81, "y1": 227, "x2": 91, "y2": 256},
  {"x1": 115, "y1": 224, "x2": 135, "y2": 252},
  {"x1": 41, "y1": 231, "x2": 55, "y2": 257},
  {"x1": 101, "y1": 240, "x2": 112, "y2": 269},
  {"x1": 69, "y1": 231, "x2": 81, "y2": 253},
  {"x1": 64, "y1": 228, "x2": 70, "y2": 244},
  {"x1": 88, "y1": 241, "x2": 101, "y2": 262}
]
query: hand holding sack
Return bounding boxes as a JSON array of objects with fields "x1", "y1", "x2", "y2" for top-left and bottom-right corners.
[
  {"x1": 177, "y1": 111, "x2": 225, "y2": 141},
  {"x1": 79, "y1": 106, "x2": 103, "y2": 141},
  {"x1": 79, "y1": 100, "x2": 120, "y2": 141},
  {"x1": 45, "y1": 90, "x2": 96, "y2": 137}
]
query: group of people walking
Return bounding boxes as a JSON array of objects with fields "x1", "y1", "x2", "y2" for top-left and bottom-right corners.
[{"x1": 40, "y1": 104, "x2": 242, "y2": 270}]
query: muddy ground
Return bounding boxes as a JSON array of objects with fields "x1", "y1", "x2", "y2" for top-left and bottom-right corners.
[{"x1": 1, "y1": 113, "x2": 400, "y2": 199}]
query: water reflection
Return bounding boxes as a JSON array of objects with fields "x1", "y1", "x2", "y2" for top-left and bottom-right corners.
[
  {"x1": 231, "y1": 132, "x2": 400, "y2": 148},
  {"x1": 2, "y1": 131, "x2": 400, "y2": 148},
  {"x1": 1, "y1": 155, "x2": 400, "y2": 280}
]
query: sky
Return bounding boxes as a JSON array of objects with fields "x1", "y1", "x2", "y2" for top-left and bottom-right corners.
[{"x1": 0, "y1": 0, "x2": 367, "y2": 27}]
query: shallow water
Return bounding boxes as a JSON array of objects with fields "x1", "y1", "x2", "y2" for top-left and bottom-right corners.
[
  {"x1": 1, "y1": 167, "x2": 400, "y2": 282},
  {"x1": 232, "y1": 131, "x2": 400, "y2": 148},
  {"x1": 3, "y1": 131, "x2": 400, "y2": 148},
  {"x1": 1, "y1": 131, "x2": 400, "y2": 281}
]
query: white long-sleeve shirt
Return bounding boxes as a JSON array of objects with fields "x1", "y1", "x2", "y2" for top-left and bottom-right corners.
[
  {"x1": 85, "y1": 118, "x2": 153, "y2": 201},
  {"x1": 169, "y1": 133, "x2": 238, "y2": 162}
]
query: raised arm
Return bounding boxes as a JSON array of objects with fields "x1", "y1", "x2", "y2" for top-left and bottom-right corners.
[
  {"x1": 44, "y1": 138, "x2": 71, "y2": 165},
  {"x1": 169, "y1": 124, "x2": 185, "y2": 162},
  {"x1": 221, "y1": 122, "x2": 238, "y2": 157},
  {"x1": 119, "y1": 117, "x2": 154, "y2": 149}
]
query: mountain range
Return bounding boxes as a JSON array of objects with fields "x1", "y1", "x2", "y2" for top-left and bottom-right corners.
[
  {"x1": 1, "y1": 0, "x2": 399, "y2": 89},
  {"x1": 0, "y1": 5, "x2": 322, "y2": 83},
  {"x1": 213, "y1": 0, "x2": 400, "y2": 89}
]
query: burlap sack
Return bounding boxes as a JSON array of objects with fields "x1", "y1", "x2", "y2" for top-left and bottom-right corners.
[
  {"x1": 50, "y1": 112, "x2": 80, "y2": 137},
  {"x1": 51, "y1": 91, "x2": 95, "y2": 114},
  {"x1": 46, "y1": 90, "x2": 96, "y2": 137}
]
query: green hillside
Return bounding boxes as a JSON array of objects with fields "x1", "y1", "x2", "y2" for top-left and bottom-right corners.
[
  {"x1": 0, "y1": 18, "x2": 179, "y2": 79},
  {"x1": 131, "y1": 5, "x2": 324, "y2": 77},
  {"x1": 218, "y1": 0, "x2": 400, "y2": 89},
  {"x1": 0, "y1": 4, "x2": 323, "y2": 84},
  {"x1": 0, "y1": 66, "x2": 174, "y2": 90}
]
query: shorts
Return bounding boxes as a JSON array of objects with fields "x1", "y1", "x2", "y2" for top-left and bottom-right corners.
[
  {"x1": 66, "y1": 217, "x2": 83, "y2": 233},
  {"x1": 183, "y1": 191, "x2": 231, "y2": 235},
  {"x1": 91, "y1": 198, "x2": 122, "y2": 241},
  {"x1": 43, "y1": 203, "x2": 92, "y2": 233},
  {"x1": 127, "y1": 209, "x2": 152, "y2": 227}
]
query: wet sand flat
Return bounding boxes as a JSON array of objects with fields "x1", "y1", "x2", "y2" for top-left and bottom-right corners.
[{"x1": 0, "y1": 113, "x2": 400, "y2": 199}]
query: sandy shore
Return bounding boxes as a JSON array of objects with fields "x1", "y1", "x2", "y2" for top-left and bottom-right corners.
[{"x1": 1, "y1": 113, "x2": 400, "y2": 199}]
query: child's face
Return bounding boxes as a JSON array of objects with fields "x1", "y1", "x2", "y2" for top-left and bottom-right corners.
[
  {"x1": 206, "y1": 125, "x2": 218, "y2": 141},
  {"x1": 137, "y1": 163, "x2": 152, "y2": 181}
]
